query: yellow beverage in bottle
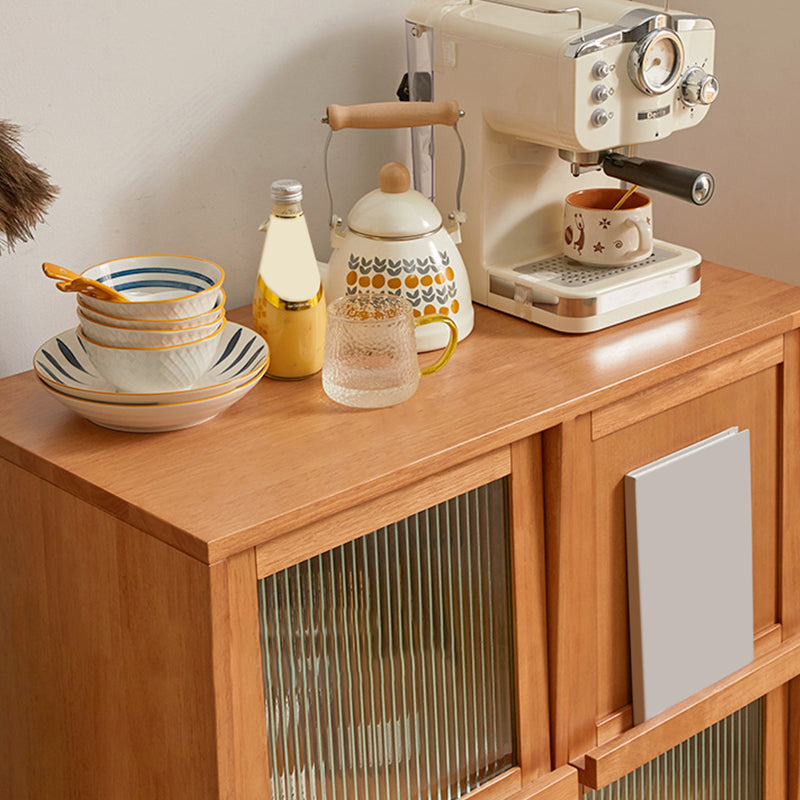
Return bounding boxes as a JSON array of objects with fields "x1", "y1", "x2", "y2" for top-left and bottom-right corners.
[{"x1": 252, "y1": 180, "x2": 326, "y2": 380}]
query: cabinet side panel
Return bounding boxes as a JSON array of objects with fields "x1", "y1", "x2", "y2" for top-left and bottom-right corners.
[{"x1": 0, "y1": 458, "x2": 220, "y2": 799}]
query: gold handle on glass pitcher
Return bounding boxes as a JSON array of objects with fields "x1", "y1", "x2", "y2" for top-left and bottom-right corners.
[{"x1": 416, "y1": 315, "x2": 458, "y2": 377}]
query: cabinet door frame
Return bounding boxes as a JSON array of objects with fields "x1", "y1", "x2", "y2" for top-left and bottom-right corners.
[
  {"x1": 234, "y1": 441, "x2": 560, "y2": 800},
  {"x1": 564, "y1": 331, "x2": 800, "y2": 795}
]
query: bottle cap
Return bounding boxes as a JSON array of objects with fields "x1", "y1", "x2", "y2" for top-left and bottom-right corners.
[{"x1": 271, "y1": 179, "x2": 303, "y2": 204}]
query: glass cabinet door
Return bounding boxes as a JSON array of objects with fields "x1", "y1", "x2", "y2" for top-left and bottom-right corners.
[
  {"x1": 257, "y1": 478, "x2": 516, "y2": 800},
  {"x1": 584, "y1": 700, "x2": 763, "y2": 800}
]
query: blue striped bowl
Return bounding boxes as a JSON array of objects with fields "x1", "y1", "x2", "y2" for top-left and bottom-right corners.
[
  {"x1": 79, "y1": 254, "x2": 224, "y2": 319},
  {"x1": 34, "y1": 322, "x2": 269, "y2": 404}
]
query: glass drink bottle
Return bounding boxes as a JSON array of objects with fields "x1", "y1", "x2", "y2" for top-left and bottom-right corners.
[{"x1": 252, "y1": 180, "x2": 326, "y2": 380}]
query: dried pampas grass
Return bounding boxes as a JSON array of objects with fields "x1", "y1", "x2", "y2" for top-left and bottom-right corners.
[{"x1": 0, "y1": 120, "x2": 59, "y2": 254}]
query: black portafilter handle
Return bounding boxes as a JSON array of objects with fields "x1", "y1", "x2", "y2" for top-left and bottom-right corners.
[{"x1": 601, "y1": 153, "x2": 715, "y2": 205}]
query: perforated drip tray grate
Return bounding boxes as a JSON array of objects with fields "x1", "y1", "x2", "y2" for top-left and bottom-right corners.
[
  {"x1": 487, "y1": 240, "x2": 703, "y2": 332},
  {"x1": 512, "y1": 247, "x2": 671, "y2": 289}
]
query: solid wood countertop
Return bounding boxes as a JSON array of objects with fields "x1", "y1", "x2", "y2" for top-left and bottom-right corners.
[{"x1": 2, "y1": 262, "x2": 800, "y2": 564}]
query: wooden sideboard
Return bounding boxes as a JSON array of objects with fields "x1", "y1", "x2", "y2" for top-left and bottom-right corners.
[{"x1": 3, "y1": 261, "x2": 800, "y2": 799}]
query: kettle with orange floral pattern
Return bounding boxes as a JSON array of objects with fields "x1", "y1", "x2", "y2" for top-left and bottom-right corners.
[
  {"x1": 322, "y1": 101, "x2": 474, "y2": 352},
  {"x1": 326, "y1": 160, "x2": 473, "y2": 352}
]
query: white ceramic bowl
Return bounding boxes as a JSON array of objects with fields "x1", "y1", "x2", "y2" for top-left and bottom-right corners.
[
  {"x1": 77, "y1": 309, "x2": 225, "y2": 347},
  {"x1": 77, "y1": 325, "x2": 224, "y2": 392},
  {"x1": 78, "y1": 255, "x2": 225, "y2": 319},
  {"x1": 76, "y1": 290, "x2": 226, "y2": 329}
]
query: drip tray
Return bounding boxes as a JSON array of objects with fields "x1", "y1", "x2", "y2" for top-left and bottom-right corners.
[{"x1": 487, "y1": 240, "x2": 702, "y2": 333}]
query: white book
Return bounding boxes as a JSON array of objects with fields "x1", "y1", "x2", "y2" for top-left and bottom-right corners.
[{"x1": 625, "y1": 428, "x2": 754, "y2": 724}]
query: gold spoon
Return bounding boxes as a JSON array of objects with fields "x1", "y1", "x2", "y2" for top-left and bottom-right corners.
[
  {"x1": 612, "y1": 184, "x2": 639, "y2": 211},
  {"x1": 42, "y1": 262, "x2": 131, "y2": 303}
]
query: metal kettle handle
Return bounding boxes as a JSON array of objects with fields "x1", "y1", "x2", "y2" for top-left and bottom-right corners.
[{"x1": 321, "y1": 101, "x2": 467, "y2": 235}]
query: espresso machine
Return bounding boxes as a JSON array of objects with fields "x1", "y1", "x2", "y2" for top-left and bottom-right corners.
[{"x1": 404, "y1": 0, "x2": 719, "y2": 332}]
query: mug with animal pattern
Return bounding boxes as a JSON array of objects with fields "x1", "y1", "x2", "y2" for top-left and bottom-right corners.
[{"x1": 563, "y1": 188, "x2": 653, "y2": 267}]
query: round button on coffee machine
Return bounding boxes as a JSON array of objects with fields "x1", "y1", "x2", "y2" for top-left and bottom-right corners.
[{"x1": 681, "y1": 67, "x2": 720, "y2": 106}]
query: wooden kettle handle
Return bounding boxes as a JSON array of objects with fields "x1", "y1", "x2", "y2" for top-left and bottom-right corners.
[{"x1": 324, "y1": 100, "x2": 461, "y2": 131}]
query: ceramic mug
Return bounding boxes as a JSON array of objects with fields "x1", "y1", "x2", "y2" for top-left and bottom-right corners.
[
  {"x1": 563, "y1": 188, "x2": 653, "y2": 267},
  {"x1": 322, "y1": 293, "x2": 458, "y2": 408}
]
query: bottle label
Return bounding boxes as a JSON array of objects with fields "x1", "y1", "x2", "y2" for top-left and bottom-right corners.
[{"x1": 257, "y1": 275, "x2": 323, "y2": 311}]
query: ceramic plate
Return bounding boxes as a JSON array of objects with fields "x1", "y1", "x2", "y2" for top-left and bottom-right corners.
[
  {"x1": 38, "y1": 368, "x2": 265, "y2": 432},
  {"x1": 34, "y1": 322, "x2": 269, "y2": 404}
]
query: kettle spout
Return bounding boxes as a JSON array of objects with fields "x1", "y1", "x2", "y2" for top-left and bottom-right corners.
[
  {"x1": 330, "y1": 226, "x2": 346, "y2": 249},
  {"x1": 329, "y1": 214, "x2": 346, "y2": 249}
]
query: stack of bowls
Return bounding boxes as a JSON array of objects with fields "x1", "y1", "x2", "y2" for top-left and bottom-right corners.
[
  {"x1": 74, "y1": 254, "x2": 227, "y2": 392},
  {"x1": 35, "y1": 255, "x2": 270, "y2": 432}
]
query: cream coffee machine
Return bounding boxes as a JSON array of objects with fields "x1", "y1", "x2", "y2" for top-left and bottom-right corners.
[{"x1": 404, "y1": 0, "x2": 719, "y2": 332}]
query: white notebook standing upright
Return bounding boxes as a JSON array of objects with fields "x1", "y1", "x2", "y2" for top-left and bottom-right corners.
[{"x1": 624, "y1": 428, "x2": 754, "y2": 725}]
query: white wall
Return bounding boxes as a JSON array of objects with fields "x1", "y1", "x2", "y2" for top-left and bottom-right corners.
[
  {"x1": 641, "y1": 0, "x2": 800, "y2": 283},
  {"x1": 1, "y1": 0, "x2": 408, "y2": 377},
  {"x1": 2, "y1": 0, "x2": 798, "y2": 378}
]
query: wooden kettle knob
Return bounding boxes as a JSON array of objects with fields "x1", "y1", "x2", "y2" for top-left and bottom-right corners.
[{"x1": 379, "y1": 162, "x2": 411, "y2": 194}]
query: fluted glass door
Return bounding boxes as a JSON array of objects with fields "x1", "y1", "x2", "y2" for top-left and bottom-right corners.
[
  {"x1": 584, "y1": 699, "x2": 763, "y2": 800},
  {"x1": 257, "y1": 478, "x2": 516, "y2": 800}
]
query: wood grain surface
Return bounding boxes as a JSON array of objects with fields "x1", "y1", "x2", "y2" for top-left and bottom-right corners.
[
  {"x1": 592, "y1": 366, "x2": 781, "y2": 722},
  {"x1": 2, "y1": 262, "x2": 799, "y2": 564},
  {"x1": 0, "y1": 458, "x2": 221, "y2": 798},
  {"x1": 255, "y1": 446, "x2": 510, "y2": 578},
  {"x1": 5, "y1": 260, "x2": 800, "y2": 797},
  {"x1": 543, "y1": 415, "x2": 598, "y2": 766},
  {"x1": 577, "y1": 633, "x2": 800, "y2": 790},
  {"x1": 509, "y1": 435, "x2": 552, "y2": 781}
]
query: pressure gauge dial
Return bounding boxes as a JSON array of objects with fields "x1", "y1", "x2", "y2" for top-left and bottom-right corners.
[{"x1": 628, "y1": 29, "x2": 685, "y2": 95}]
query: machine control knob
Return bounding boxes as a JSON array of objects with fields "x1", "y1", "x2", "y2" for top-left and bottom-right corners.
[
  {"x1": 591, "y1": 108, "x2": 610, "y2": 127},
  {"x1": 592, "y1": 84, "x2": 611, "y2": 103},
  {"x1": 592, "y1": 61, "x2": 611, "y2": 80},
  {"x1": 681, "y1": 67, "x2": 719, "y2": 106}
]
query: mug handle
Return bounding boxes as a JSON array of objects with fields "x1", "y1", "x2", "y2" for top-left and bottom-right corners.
[
  {"x1": 622, "y1": 218, "x2": 652, "y2": 260},
  {"x1": 416, "y1": 315, "x2": 459, "y2": 376}
]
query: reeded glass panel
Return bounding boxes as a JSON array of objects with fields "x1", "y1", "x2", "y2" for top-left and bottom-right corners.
[
  {"x1": 585, "y1": 699, "x2": 763, "y2": 800},
  {"x1": 257, "y1": 478, "x2": 516, "y2": 800}
]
